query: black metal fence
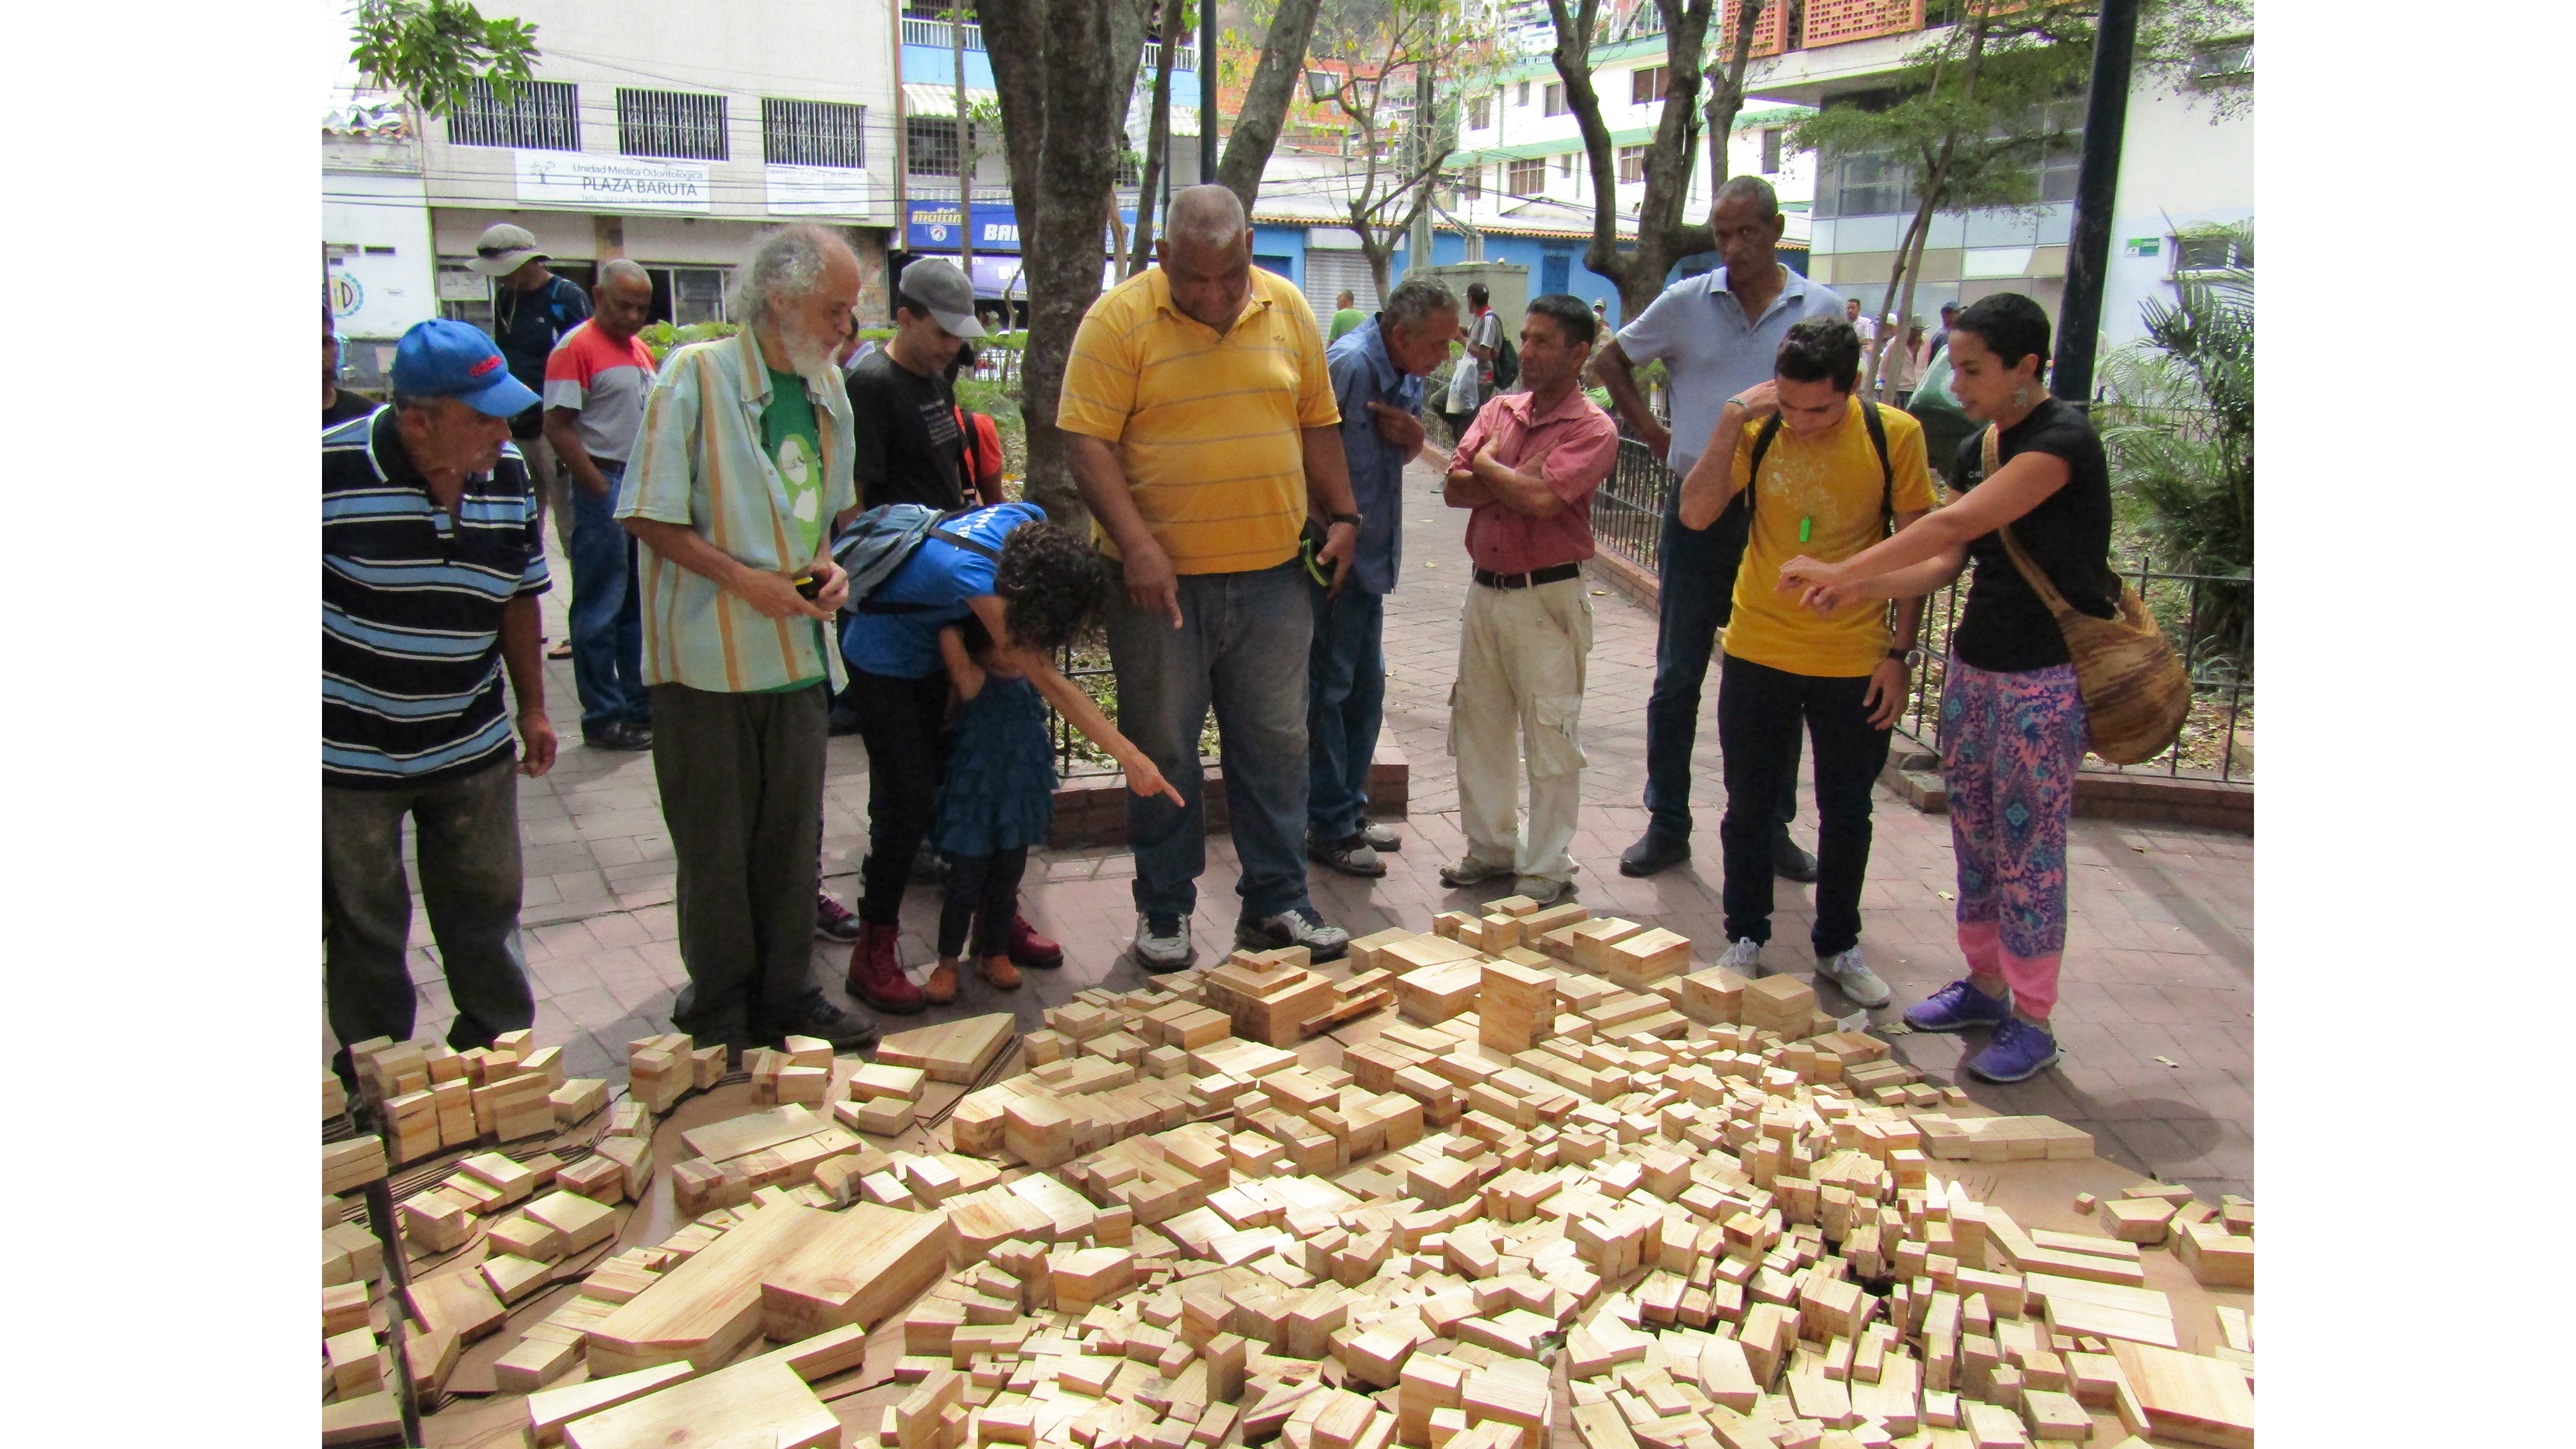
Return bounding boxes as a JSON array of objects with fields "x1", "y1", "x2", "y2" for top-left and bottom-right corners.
[
  {"x1": 1592, "y1": 434, "x2": 2254, "y2": 784},
  {"x1": 1048, "y1": 635, "x2": 1124, "y2": 779}
]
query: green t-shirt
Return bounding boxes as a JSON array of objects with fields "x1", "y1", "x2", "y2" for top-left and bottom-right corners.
[
  {"x1": 1328, "y1": 308, "x2": 1366, "y2": 342},
  {"x1": 762, "y1": 368, "x2": 830, "y2": 691},
  {"x1": 763, "y1": 368, "x2": 826, "y2": 562}
]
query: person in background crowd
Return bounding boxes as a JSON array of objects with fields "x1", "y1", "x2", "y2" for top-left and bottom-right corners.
[
  {"x1": 1328, "y1": 289, "x2": 1366, "y2": 343},
  {"x1": 1592, "y1": 175, "x2": 1843, "y2": 884},
  {"x1": 1904, "y1": 342, "x2": 1978, "y2": 469},
  {"x1": 1592, "y1": 298, "x2": 1610, "y2": 326},
  {"x1": 1444, "y1": 282, "x2": 1502, "y2": 438},
  {"x1": 470, "y1": 224, "x2": 590, "y2": 559},
  {"x1": 1435, "y1": 295, "x2": 1620, "y2": 908},
  {"x1": 618, "y1": 225, "x2": 879, "y2": 1055},
  {"x1": 947, "y1": 343, "x2": 1009, "y2": 507},
  {"x1": 1306, "y1": 277, "x2": 1461, "y2": 879},
  {"x1": 1676, "y1": 316, "x2": 1935, "y2": 1013},
  {"x1": 542, "y1": 259, "x2": 658, "y2": 754},
  {"x1": 1845, "y1": 297, "x2": 1878, "y2": 356},
  {"x1": 1879, "y1": 316, "x2": 1926, "y2": 408},
  {"x1": 1777, "y1": 292, "x2": 2116, "y2": 1084},
  {"x1": 1061, "y1": 184, "x2": 1365, "y2": 970},
  {"x1": 323, "y1": 319, "x2": 553, "y2": 1089},
  {"x1": 324, "y1": 303, "x2": 374, "y2": 427},
  {"x1": 1926, "y1": 302, "x2": 1960, "y2": 365}
]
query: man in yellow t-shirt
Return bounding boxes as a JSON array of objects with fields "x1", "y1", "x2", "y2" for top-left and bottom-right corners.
[
  {"x1": 1059, "y1": 185, "x2": 1365, "y2": 972},
  {"x1": 1674, "y1": 316, "x2": 1937, "y2": 1012}
]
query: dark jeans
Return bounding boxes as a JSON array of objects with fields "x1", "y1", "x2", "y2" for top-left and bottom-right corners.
[
  {"x1": 939, "y1": 847, "x2": 1028, "y2": 958},
  {"x1": 1305, "y1": 579, "x2": 1385, "y2": 841},
  {"x1": 652, "y1": 681, "x2": 829, "y2": 1040},
  {"x1": 569, "y1": 464, "x2": 648, "y2": 736},
  {"x1": 852, "y1": 668, "x2": 953, "y2": 924},
  {"x1": 1104, "y1": 558, "x2": 1314, "y2": 921},
  {"x1": 1717, "y1": 653, "x2": 1893, "y2": 957},
  {"x1": 1645, "y1": 502, "x2": 1798, "y2": 843},
  {"x1": 323, "y1": 757, "x2": 535, "y2": 1054}
]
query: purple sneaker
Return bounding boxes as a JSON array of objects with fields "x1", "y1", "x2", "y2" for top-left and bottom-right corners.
[
  {"x1": 1966, "y1": 1017, "x2": 2062, "y2": 1084},
  {"x1": 1904, "y1": 978, "x2": 2013, "y2": 1033}
]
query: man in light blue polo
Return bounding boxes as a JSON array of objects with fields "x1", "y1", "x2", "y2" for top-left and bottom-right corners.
[
  {"x1": 1306, "y1": 277, "x2": 1460, "y2": 877},
  {"x1": 1591, "y1": 175, "x2": 1846, "y2": 882}
]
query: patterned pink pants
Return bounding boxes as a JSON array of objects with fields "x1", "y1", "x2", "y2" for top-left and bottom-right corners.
[{"x1": 1938, "y1": 657, "x2": 2087, "y2": 1017}]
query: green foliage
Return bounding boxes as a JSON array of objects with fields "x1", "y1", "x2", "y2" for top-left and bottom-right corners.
[
  {"x1": 636, "y1": 320, "x2": 740, "y2": 365},
  {"x1": 349, "y1": 0, "x2": 540, "y2": 118},
  {"x1": 2098, "y1": 221, "x2": 2253, "y2": 666}
]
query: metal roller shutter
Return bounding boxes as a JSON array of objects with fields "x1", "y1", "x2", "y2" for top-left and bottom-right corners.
[{"x1": 1301, "y1": 250, "x2": 1380, "y2": 324}]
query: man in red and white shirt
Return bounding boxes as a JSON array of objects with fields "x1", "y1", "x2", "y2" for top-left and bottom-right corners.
[
  {"x1": 541, "y1": 260, "x2": 658, "y2": 752},
  {"x1": 1436, "y1": 294, "x2": 1621, "y2": 906}
]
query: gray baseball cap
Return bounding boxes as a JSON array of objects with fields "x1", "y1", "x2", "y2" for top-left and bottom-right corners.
[
  {"x1": 898, "y1": 257, "x2": 986, "y2": 338},
  {"x1": 467, "y1": 223, "x2": 545, "y2": 277}
]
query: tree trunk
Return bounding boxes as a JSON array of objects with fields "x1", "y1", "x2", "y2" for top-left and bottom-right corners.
[
  {"x1": 1863, "y1": 12, "x2": 1987, "y2": 392},
  {"x1": 1215, "y1": 0, "x2": 1327, "y2": 216},
  {"x1": 1546, "y1": 0, "x2": 1719, "y2": 320},
  {"x1": 979, "y1": 0, "x2": 1152, "y2": 523},
  {"x1": 1127, "y1": 0, "x2": 1179, "y2": 279},
  {"x1": 1701, "y1": 0, "x2": 1768, "y2": 217},
  {"x1": 955, "y1": 0, "x2": 974, "y2": 280}
]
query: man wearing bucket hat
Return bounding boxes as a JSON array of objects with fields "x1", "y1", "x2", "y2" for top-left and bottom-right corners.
[
  {"x1": 323, "y1": 319, "x2": 557, "y2": 1089},
  {"x1": 470, "y1": 223, "x2": 592, "y2": 555}
]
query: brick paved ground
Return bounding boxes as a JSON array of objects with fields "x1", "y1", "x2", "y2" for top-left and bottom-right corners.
[{"x1": 337, "y1": 460, "x2": 2253, "y2": 1199}]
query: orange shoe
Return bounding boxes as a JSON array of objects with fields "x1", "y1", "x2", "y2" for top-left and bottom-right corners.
[
  {"x1": 980, "y1": 953, "x2": 1023, "y2": 990},
  {"x1": 923, "y1": 959, "x2": 960, "y2": 1005}
]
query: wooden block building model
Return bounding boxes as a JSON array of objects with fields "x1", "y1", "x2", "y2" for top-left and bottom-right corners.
[{"x1": 322, "y1": 904, "x2": 2255, "y2": 1449}]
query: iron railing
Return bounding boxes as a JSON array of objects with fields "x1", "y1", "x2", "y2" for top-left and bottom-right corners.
[
  {"x1": 1048, "y1": 636, "x2": 1124, "y2": 779},
  {"x1": 1594, "y1": 433, "x2": 2254, "y2": 784}
]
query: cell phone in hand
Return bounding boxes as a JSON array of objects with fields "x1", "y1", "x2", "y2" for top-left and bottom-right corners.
[{"x1": 793, "y1": 572, "x2": 823, "y2": 601}]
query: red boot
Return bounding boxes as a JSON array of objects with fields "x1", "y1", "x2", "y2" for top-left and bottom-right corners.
[
  {"x1": 846, "y1": 921, "x2": 926, "y2": 1014},
  {"x1": 1005, "y1": 914, "x2": 1065, "y2": 970}
]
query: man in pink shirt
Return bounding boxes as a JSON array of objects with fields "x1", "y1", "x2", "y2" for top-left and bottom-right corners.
[{"x1": 1436, "y1": 294, "x2": 1621, "y2": 905}]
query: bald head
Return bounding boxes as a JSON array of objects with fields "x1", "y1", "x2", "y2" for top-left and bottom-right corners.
[
  {"x1": 592, "y1": 257, "x2": 655, "y2": 343},
  {"x1": 1158, "y1": 185, "x2": 1254, "y2": 333}
]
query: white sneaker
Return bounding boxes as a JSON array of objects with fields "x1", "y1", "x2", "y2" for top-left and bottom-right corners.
[
  {"x1": 1719, "y1": 938, "x2": 1762, "y2": 974},
  {"x1": 1132, "y1": 913, "x2": 1196, "y2": 973},
  {"x1": 1815, "y1": 947, "x2": 1892, "y2": 1009}
]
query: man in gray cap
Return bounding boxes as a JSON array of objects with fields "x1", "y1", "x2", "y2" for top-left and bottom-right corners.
[{"x1": 470, "y1": 223, "x2": 593, "y2": 553}]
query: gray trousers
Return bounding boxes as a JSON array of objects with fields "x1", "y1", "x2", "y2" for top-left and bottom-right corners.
[
  {"x1": 323, "y1": 757, "x2": 535, "y2": 1053},
  {"x1": 652, "y1": 681, "x2": 829, "y2": 1040}
]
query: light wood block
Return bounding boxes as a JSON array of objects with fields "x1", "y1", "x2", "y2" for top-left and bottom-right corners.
[{"x1": 879, "y1": 1013, "x2": 1018, "y2": 1084}]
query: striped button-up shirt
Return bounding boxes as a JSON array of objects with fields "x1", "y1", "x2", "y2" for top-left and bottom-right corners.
[
  {"x1": 323, "y1": 407, "x2": 549, "y2": 788},
  {"x1": 619, "y1": 328, "x2": 857, "y2": 693}
]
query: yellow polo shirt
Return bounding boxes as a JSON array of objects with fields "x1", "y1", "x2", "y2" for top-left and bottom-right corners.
[
  {"x1": 1057, "y1": 265, "x2": 1340, "y2": 574},
  {"x1": 1721, "y1": 397, "x2": 1936, "y2": 678}
]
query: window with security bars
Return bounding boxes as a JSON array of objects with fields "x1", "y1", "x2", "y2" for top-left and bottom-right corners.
[
  {"x1": 1618, "y1": 144, "x2": 1647, "y2": 184},
  {"x1": 762, "y1": 97, "x2": 865, "y2": 169},
  {"x1": 618, "y1": 87, "x2": 728, "y2": 161},
  {"x1": 445, "y1": 77, "x2": 580, "y2": 151},
  {"x1": 1507, "y1": 157, "x2": 1546, "y2": 195},
  {"x1": 906, "y1": 116, "x2": 960, "y2": 177}
]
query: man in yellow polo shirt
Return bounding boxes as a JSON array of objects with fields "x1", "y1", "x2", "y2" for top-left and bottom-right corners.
[
  {"x1": 1060, "y1": 185, "x2": 1366, "y2": 970},
  {"x1": 1675, "y1": 316, "x2": 1936, "y2": 1013}
]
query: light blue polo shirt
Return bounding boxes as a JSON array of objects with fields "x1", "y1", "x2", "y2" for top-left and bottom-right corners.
[
  {"x1": 1324, "y1": 317, "x2": 1422, "y2": 598},
  {"x1": 1614, "y1": 264, "x2": 1846, "y2": 485}
]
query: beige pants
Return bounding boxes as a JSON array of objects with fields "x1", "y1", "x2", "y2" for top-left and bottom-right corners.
[{"x1": 1449, "y1": 576, "x2": 1594, "y2": 886}]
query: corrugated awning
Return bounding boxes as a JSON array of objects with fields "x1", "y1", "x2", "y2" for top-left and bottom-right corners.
[{"x1": 902, "y1": 83, "x2": 996, "y2": 118}]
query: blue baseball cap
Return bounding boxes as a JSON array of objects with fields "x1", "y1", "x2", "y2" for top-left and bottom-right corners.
[{"x1": 391, "y1": 318, "x2": 541, "y2": 417}]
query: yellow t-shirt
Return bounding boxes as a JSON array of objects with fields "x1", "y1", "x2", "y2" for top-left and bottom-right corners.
[
  {"x1": 1721, "y1": 397, "x2": 1938, "y2": 677},
  {"x1": 1057, "y1": 265, "x2": 1340, "y2": 575}
]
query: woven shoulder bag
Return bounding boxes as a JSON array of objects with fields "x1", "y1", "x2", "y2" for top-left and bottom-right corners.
[{"x1": 1982, "y1": 424, "x2": 2193, "y2": 765}]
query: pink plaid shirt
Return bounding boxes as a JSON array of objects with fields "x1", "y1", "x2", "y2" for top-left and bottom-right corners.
[{"x1": 1448, "y1": 386, "x2": 1620, "y2": 575}]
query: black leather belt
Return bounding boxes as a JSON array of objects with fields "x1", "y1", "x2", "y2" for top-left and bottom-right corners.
[{"x1": 1473, "y1": 562, "x2": 1582, "y2": 591}]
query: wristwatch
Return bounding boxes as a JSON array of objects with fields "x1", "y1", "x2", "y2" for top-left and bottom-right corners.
[
  {"x1": 1328, "y1": 511, "x2": 1363, "y2": 528},
  {"x1": 1888, "y1": 647, "x2": 1924, "y2": 669}
]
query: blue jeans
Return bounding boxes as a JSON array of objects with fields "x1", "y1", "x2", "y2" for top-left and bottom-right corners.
[
  {"x1": 1106, "y1": 559, "x2": 1314, "y2": 921},
  {"x1": 569, "y1": 464, "x2": 648, "y2": 736},
  {"x1": 1644, "y1": 503, "x2": 1798, "y2": 842},
  {"x1": 1304, "y1": 579, "x2": 1385, "y2": 842}
]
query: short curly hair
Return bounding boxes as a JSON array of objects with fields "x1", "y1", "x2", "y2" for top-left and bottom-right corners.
[{"x1": 993, "y1": 520, "x2": 1109, "y2": 652}]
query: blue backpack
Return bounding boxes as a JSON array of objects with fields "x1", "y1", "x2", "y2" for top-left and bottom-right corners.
[{"x1": 831, "y1": 504, "x2": 1001, "y2": 614}]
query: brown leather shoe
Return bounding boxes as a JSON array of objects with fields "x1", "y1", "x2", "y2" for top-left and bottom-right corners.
[
  {"x1": 980, "y1": 954, "x2": 1023, "y2": 990},
  {"x1": 922, "y1": 960, "x2": 960, "y2": 1005}
]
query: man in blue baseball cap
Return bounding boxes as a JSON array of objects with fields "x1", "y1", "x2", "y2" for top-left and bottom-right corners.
[{"x1": 323, "y1": 318, "x2": 557, "y2": 1093}]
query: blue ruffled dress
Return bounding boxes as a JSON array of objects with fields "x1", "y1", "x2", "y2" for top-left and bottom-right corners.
[{"x1": 931, "y1": 675, "x2": 1058, "y2": 857}]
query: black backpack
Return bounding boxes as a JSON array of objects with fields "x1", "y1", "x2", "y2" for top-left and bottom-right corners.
[
  {"x1": 1491, "y1": 330, "x2": 1520, "y2": 391},
  {"x1": 830, "y1": 503, "x2": 1002, "y2": 614},
  {"x1": 1701, "y1": 399, "x2": 1892, "y2": 626}
]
